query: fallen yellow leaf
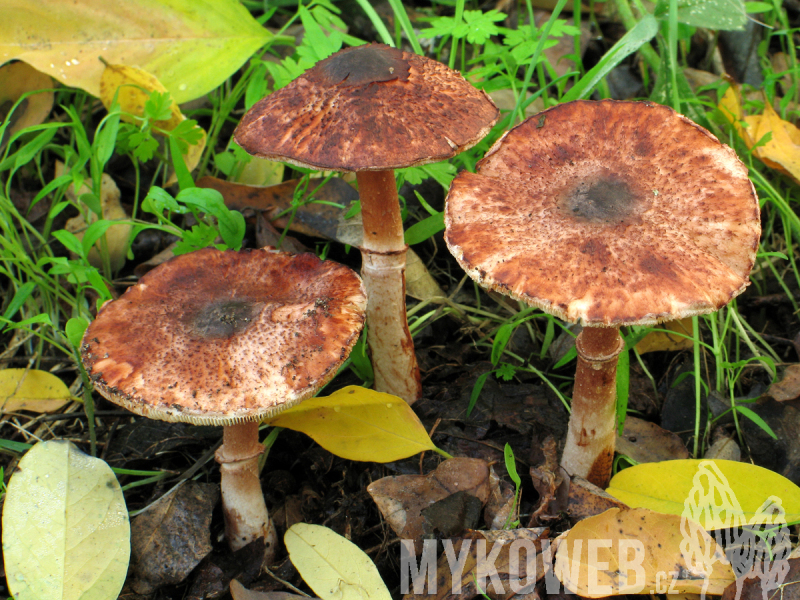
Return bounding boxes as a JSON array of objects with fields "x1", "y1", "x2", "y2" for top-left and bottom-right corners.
[
  {"x1": 606, "y1": 459, "x2": 800, "y2": 528},
  {"x1": 264, "y1": 386, "x2": 438, "y2": 462},
  {"x1": 554, "y1": 507, "x2": 734, "y2": 597},
  {"x1": 0, "y1": 61, "x2": 53, "y2": 151},
  {"x1": 99, "y1": 63, "x2": 206, "y2": 179},
  {"x1": 635, "y1": 318, "x2": 694, "y2": 354},
  {"x1": 719, "y1": 85, "x2": 800, "y2": 184},
  {"x1": 58, "y1": 161, "x2": 131, "y2": 273},
  {"x1": 0, "y1": 368, "x2": 73, "y2": 414},
  {"x1": 285, "y1": 523, "x2": 391, "y2": 600}
]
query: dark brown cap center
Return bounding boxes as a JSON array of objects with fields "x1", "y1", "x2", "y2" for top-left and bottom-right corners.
[
  {"x1": 189, "y1": 301, "x2": 262, "y2": 338},
  {"x1": 305, "y1": 44, "x2": 410, "y2": 87},
  {"x1": 559, "y1": 175, "x2": 641, "y2": 223}
]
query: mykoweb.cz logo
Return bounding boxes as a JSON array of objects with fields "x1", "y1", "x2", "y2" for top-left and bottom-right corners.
[{"x1": 400, "y1": 461, "x2": 790, "y2": 598}]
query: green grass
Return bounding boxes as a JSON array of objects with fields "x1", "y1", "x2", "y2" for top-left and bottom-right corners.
[{"x1": 0, "y1": 0, "x2": 798, "y2": 494}]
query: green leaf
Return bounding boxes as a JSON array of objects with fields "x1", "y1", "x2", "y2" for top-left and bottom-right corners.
[
  {"x1": 0, "y1": 0, "x2": 286, "y2": 103},
  {"x1": 562, "y1": 15, "x2": 659, "y2": 102},
  {"x1": 2, "y1": 440, "x2": 130, "y2": 599},
  {"x1": 404, "y1": 212, "x2": 444, "y2": 246},
  {"x1": 65, "y1": 317, "x2": 89, "y2": 350},
  {"x1": 655, "y1": 0, "x2": 746, "y2": 30},
  {"x1": 285, "y1": 523, "x2": 392, "y2": 600},
  {"x1": 2, "y1": 282, "x2": 36, "y2": 321},
  {"x1": 504, "y1": 443, "x2": 521, "y2": 487},
  {"x1": 607, "y1": 459, "x2": 800, "y2": 529},
  {"x1": 264, "y1": 386, "x2": 437, "y2": 462}
]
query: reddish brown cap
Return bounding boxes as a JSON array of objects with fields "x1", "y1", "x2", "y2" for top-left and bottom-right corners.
[
  {"x1": 445, "y1": 100, "x2": 761, "y2": 326},
  {"x1": 234, "y1": 44, "x2": 499, "y2": 171},
  {"x1": 81, "y1": 248, "x2": 367, "y2": 425}
]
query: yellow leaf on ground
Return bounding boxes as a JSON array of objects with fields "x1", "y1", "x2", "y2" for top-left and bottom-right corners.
[
  {"x1": 285, "y1": 523, "x2": 392, "y2": 600},
  {"x1": 0, "y1": 0, "x2": 282, "y2": 103},
  {"x1": 719, "y1": 85, "x2": 800, "y2": 184},
  {"x1": 635, "y1": 318, "x2": 694, "y2": 354},
  {"x1": 59, "y1": 162, "x2": 131, "y2": 273},
  {"x1": 606, "y1": 459, "x2": 800, "y2": 529},
  {"x1": 2, "y1": 440, "x2": 130, "y2": 600},
  {"x1": 0, "y1": 61, "x2": 53, "y2": 151},
  {"x1": 0, "y1": 368, "x2": 72, "y2": 413},
  {"x1": 99, "y1": 63, "x2": 207, "y2": 178},
  {"x1": 265, "y1": 386, "x2": 437, "y2": 462},
  {"x1": 554, "y1": 507, "x2": 734, "y2": 597}
]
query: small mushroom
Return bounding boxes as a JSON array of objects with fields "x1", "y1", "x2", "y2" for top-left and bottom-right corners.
[
  {"x1": 81, "y1": 247, "x2": 366, "y2": 555},
  {"x1": 234, "y1": 44, "x2": 499, "y2": 404},
  {"x1": 444, "y1": 100, "x2": 761, "y2": 486}
]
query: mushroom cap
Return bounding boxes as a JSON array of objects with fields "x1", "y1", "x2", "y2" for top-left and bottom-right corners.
[
  {"x1": 81, "y1": 248, "x2": 367, "y2": 425},
  {"x1": 233, "y1": 44, "x2": 499, "y2": 172},
  {"x1": 445, "y1": 100, "x2": 761, "y2": 326}
]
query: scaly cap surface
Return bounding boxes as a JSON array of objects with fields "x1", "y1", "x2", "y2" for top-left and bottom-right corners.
[
  {"x1": 234, "y1": 44, "x2": 499, "y2": 171},
  {"x1": 445, "y1": 100, "x2": 761, "y2": 326},
  {"x1": 81, "y1": 248, "x2": 367, "y2": 424}
]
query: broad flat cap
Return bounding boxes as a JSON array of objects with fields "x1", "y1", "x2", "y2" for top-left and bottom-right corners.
[
  {"x1": 445, "y1": 100, "x2": 761, "y2": 326},
  {"x1": 234, "y1": 44, "x2": 499, "y2": 171},
  {"x1": 81, "y1": 248, "x2": 367, "y2": 424}
]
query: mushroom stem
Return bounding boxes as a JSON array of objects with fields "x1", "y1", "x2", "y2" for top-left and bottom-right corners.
[
  {"x1": 216, "y1": 421, "x2": 277, "y2": 557},
  {"x1": 356, "y1": 170, "x2": 421, "y2": 404},
  {"x1": 561, "y1": 326, "x2": 624, "y2": 487}
]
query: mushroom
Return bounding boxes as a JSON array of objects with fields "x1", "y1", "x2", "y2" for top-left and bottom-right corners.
[
  {"x1": 233, "y1": 43, "x2": 499, "y2": 404},
  {"x1": 80, "y1": 247, "x2": 367, "y2": 554},
  {"x1": 444, "y1": 100, "x2": 761, "y2": 486}
]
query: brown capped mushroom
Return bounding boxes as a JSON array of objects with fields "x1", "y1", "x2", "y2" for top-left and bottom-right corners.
[
  {"x1": 81, "y1": 247, "x2": 366, "y2": 554},
  {"x1": 444, "y1": 100, "x2": 760, "y2": 486},
  {"x1": 234, "y1": 43, "x2": 499, "y2": 404}
]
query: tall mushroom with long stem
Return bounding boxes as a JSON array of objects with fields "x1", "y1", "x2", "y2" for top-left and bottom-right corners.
[
  {"x1": 234, "y1": 44, "x2": 498, "y2": 404},
  {"x1": 444, "y1": 100, "x2": 761, "y2": 487},
  {"x1": 81, "y1": 247, "x2": 366, "y2": 554}
]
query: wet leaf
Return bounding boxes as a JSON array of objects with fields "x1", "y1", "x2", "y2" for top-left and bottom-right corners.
[
  {"x1": 0, "y1": 368, "x2": 72, "y2": 413},
  {"x1": 0, "y1": 0, "x2": 281, "y2": 103},
  {"x1": 554, "y1": 507, "x2": 734, "y2": 597},
  {"x1": 606, "y1": 459, "x2": 800, "y2": 528},
  {"x1": 0, "y1": 61, "x2": 53, "y2": 151},
  {"x1": 99, "y1": 63, "x2": 206, "y2": 178},
  {"x1": 265, "y1": 386, "x2": 437, "y2": 462},
  {"x1": 367, "y1": 457, "x2": 491, "y2": 546},
  {"x1": 2, "y1": 440, "x2": 130, "y2": 600},
  {"x1": 719, "y1": 86, "x2": 800, "y2": 185},
  {"x1": 285, "y1": 523, "x2": 391, "y2": 600},
  {"x1": 130, "y1": 482, "x2": 219, "y2": 594}
]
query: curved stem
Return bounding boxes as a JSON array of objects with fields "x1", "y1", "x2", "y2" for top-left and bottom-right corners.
[
  {"x1": 561, "y1": 326, "x2": 623, "y2": 487},
  {"x1": 216, "y1": 421, "x2": 277, "y2": 558},
  {"x1": 357, "y1": 170, "x2": 421, "y2": 404}
]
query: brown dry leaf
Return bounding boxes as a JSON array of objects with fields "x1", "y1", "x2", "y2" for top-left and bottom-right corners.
[
  {"x1": 404, "y1": 528, "x2": 548, "y2": 600},
  {"x1": 230, "y1": 580, "x2": 315, "y2": 600},
  {"x1": 130, "y1": 481, "x2": 219, "y2": 594},
  {"x1": 485, "y1": 466, "x2": 515, "y2": 530},
  {"x1": 635, "y1": 318, "x2": 694, "y2": 354},
  {"x1": 0, "y1": 61, "x2": 54, "y2": 151},
  {"x1": 555, "y1": 507, "x2": 734, "y2": 597},
  {"x1": 719, "y1": 85, "x2": 800, "y2": 184},
  {"x1": 567, "y1": 477, "x2": 628, "y2": 522},
  {"x1": 615, "y1": 416, "x2": 690, "y2": 463},
  {"x1": 367, "y1": 457, "x2": 491, "y2": 549},
  {"x1": 59, "y1": 162, "x2": 131, "y2": 272},
  {"x1": 721, "y1": 558, "x2": 800, "y2": 600},
  {"x1": 99, "y1": 63, "x2": 206, "y2": 181},
  {"x1": 767, "y1": 364, "x2": 800, "y2": 402}
]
